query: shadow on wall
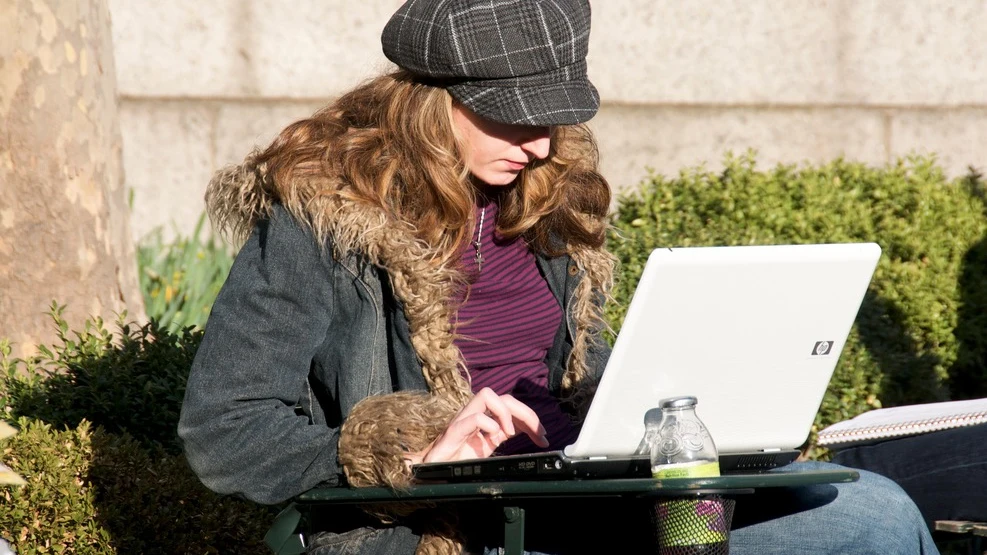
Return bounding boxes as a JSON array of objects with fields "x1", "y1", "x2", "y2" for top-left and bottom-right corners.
[
  {"x1": 854, "y1": 168, "x2": 987, "y2": 407},
  {"x1": 855, "y1": 289, "x2": 947, "y2": 407},
  {"x1": 951, "y1": 172, "x2": 987, "y2": 400}
]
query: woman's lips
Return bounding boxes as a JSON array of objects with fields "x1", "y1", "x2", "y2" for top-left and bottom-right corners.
[{"x1": 504, "y1": 160, "x2": 528, "y2": 171}]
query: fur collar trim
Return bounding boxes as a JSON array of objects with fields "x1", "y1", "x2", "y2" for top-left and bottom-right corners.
[{"x1": 206, "y1": 158, "x2": 614, "y2": 410}]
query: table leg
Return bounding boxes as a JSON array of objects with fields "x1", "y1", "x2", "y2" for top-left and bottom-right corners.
[{"x1": 503, "y1": 506, "x2": 526, "y2": 555}]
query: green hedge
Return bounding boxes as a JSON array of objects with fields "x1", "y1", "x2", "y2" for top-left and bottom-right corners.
[
  {"x1": 0, "y1": 309, "x2": 272, "y2": 554},
  {"x1": 4, "y1": 305, "x2": 198, "y2": 452},
  {"x1": 607, "y1": 152, "x2": 987, "y2": 444},
  {"x1": 0, "y1": 418, "x2": 272, "y2": 554}
]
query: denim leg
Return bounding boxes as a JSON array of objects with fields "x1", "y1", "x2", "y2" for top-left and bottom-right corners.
[
  {"x1": 833, "y1": 423, "x2": 987, "y2": 529},
  {"x1": 730, "y1": 461, "x2": 940, "y2": 555},
  {"x1": 307, "y1": 525, "x2": 419, "y2": 555}
]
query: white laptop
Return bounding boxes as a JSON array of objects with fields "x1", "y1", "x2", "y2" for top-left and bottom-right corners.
[{"x1": 413, "y1": 242, "x2": 882, "y2": 481}]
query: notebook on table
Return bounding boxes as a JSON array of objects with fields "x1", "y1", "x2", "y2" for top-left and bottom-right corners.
[
  {"x1": 817, "y1": 398, "x2": 987, "y2": 450},
  {"x1": 412, "y1": 242, "x2": 882, "y2": 482}
]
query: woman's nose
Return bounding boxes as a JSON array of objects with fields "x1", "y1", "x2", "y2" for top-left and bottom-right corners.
[{"x1": 520, "y1": 129, "x2": 551, "y2": 160}]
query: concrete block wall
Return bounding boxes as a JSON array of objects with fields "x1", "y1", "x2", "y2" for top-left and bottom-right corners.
[{"x1": 109, "y1": 0, "x2": 987, "y2": 240}]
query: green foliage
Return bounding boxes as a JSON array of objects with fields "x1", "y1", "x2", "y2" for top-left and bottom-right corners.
[
  {"x1": 138, "y1": 215, "x2": 235, "y2": 333},
  {"x1": 607, "y1": 153, "x2": 987, "y2": 440},
  {"x1": 3, "y1": 303, "x2": 200, "y2": 453},
  {"x1": 0, "y1": 420, "x2": 112, "y2": 554},
  {"x1": 0, "y1": 418, "x2": 271, "y2": 555},
  {"x1": 1, "y1": 309, "x2": 272, "y2": 554}
]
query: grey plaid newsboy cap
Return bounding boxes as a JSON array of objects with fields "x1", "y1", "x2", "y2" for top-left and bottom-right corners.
[{"x1": 382, "y1": 0, "x2": 599, "y2": 126}]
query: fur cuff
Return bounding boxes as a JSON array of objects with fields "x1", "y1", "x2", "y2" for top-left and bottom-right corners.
[{"x1": 338, "y1": 391, "x2": 465, "y2": 489}]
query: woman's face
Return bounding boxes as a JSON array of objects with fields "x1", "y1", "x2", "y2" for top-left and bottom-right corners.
[{"x1": 452, "y1": 103, "x2": 552, "y2": 186}]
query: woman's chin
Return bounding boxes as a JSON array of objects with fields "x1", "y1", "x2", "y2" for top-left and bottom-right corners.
[{"x1": 474, "y1": 171, "x2": 522, "y2": 187}]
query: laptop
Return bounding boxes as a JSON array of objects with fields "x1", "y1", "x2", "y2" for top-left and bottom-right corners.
[{"x1": 413, "y1": 242, "x2": 882, "y2": 482}]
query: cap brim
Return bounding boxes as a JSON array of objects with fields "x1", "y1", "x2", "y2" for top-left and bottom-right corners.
[{"x1": 449, "y1": 79, "x2": 600, "y2": 126}]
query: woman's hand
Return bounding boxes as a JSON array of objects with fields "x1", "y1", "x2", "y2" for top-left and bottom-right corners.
[{"x1": 408, "y1": 388, "x2": 549, "y2": 465}]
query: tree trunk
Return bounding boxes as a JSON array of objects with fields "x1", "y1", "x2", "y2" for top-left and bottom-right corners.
[{"x1": 0, "y1": 0, "x2": 146, "y2": 359}]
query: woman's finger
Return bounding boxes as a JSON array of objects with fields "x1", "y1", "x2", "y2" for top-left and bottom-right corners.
[
  {"x1": 472, "y1": 387, "x2": 517, "y2": 437},
  {"x1": 466, "y1": 390, "x2": 548, "y2": 448},
  {"x1": 423, "y1": 412, "x2": 504, "y2": 462},
  {"x1": 422, "y1": 390, "x2": 551, "y2": 463},
  {"x1": 500, "y1": 394, "x2": 549, "y2": 447}
]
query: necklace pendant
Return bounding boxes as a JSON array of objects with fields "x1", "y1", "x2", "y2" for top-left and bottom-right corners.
[
  {"x1": 473, "y1": 206, "x2": 486, "y2": 273},
  {"x1": 473, "y1": 208, "x2": 487, "y2": 274},
  {"x1": 473, "y1": 241, "x2": 483, "y2": 272}
]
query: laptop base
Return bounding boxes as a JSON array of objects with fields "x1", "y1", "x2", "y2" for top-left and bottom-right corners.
[
  {"x1": 719, "y1": 450, "x2": 800, "y2": 474},
  {"x1": 412, "y1": 452, "x2": 649, "y2": 483},
  {"x1": 412, "y1": 449, "x2": 800, "y2": 483}
]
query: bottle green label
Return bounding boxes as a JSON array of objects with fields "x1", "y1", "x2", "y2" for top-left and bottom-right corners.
[{"x1": 652, "y1": 460, "x2": 721, "y2": 479}]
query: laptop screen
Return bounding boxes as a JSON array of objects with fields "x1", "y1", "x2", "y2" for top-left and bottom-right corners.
[{"x1": 565, "y1": 243, "x2": 881, "y2": 459}]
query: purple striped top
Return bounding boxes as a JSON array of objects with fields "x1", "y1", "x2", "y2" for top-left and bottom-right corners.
[{"x1": 454, "y1": 200, "x2": 578, "y2": 455}]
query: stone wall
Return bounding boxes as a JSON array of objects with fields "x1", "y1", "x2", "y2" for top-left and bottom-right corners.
[{"x1": 108, "y1": 0, "x2": 987, "y2": 240}]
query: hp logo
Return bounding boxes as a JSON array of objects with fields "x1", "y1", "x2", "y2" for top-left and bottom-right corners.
[{"x1": 812, "y1": 341, "x2": 833, "y2": 356}]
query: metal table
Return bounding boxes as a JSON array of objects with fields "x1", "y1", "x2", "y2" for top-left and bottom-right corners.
[{"x1": 265, "y1": 468, "x2": 859, "y2": 554}]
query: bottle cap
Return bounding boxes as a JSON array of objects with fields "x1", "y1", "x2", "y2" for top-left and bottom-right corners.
[{"x1": 660, "y1": 396, "x2": 698, "y2": 409}]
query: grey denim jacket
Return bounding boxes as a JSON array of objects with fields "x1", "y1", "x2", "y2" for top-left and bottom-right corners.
[{"x1": 178, "y1": 205, "x2": 609, "y2": 504}]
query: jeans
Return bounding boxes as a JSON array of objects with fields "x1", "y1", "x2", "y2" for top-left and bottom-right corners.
[
  {"x1": 311, "y1": 462, "x2": 939, "y2": 555},
  {"x1": 729, "y1": 461, "x2": 939, "y2": 555},
  {"x1": 308, "y1": 525, "x2": 420, "y2": 555},
  {"x1": 833, "y1": 423, "x2": 987, "y2": 530}
]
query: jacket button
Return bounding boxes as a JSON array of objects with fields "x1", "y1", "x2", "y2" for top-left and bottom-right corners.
[{"x1": 568, "y1": 264, "x2": 579, "y2": 276}]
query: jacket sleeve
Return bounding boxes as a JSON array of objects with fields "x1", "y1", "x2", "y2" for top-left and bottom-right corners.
[{"x1": 178, "y1": 209, "x2": 345, "y2": 504}]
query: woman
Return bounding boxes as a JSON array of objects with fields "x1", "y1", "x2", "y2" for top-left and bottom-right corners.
[{"x1": 179, "y1": 1, "x2": 939, "y2": 553}]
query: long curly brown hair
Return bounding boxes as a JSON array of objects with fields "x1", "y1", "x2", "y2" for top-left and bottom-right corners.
[{"x1": 210, "y1": 70, "x2": 611, "y2": 263}]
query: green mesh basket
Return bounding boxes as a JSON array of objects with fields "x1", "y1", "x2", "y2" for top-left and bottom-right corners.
[{"x1": 650, "y1": 496, "x2": 735, "y2": 555}]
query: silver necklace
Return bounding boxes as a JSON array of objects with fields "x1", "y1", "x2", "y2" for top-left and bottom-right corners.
[{"x1": 472, "y1": 207, "x2": 486, "y2": 272}]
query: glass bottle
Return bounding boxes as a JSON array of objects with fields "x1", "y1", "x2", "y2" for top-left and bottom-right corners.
[
  {"x1": 648, "y1": 397, "x2": 730, "y2": 554},
  {"x1": 635, "y1": 407, "x2": 663, "y2": 456},
  {"x1": 650, "y1": 396, "x2": 720, "y2": 479}
]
